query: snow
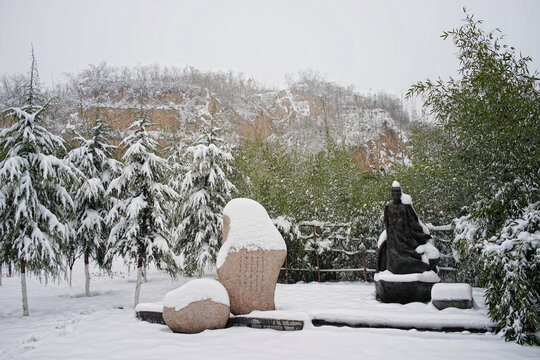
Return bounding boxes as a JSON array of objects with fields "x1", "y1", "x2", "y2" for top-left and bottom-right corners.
[
  {"x1": 273, "y1": 216, "x2": 292, "y2": 233},
  {"x1": 163, "y1": 279, "x2": 229, "y2": 311},
  {"x1": 401, "y1": 193, "x2": 413, "y2": 205},
  {"x1": 431, "y1": 283, "x2": 472, "y2": 301},
  {"x1": 1, "y1": 261, "x2": 539, "y2": 360},
  {"x1": 216, "y1": 198, "x2": 286, "y2": 269},
  {"x1": 135, "y1": 302, "x2": 164, "y2": 313},
  {"x1": 374, "y1": 270, "x2": 441, "y2": 283},
  {"x1": 378, "y1": 230, "x2": 387, "y2": 249},
  {"x1": 416, "y1": 240, "x2": 440, "y2": 263}
]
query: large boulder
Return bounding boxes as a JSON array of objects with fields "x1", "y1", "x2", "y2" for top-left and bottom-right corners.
[
  {"x1": 162, "y1": 279, "x2": 230, "y2": 334},
  {"x1": 217, "y1": 198, "x2": 287, "y2": 315}
]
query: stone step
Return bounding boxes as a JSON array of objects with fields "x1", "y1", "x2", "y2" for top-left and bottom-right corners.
[
  {"x1": 312, "y1": 319, "x2": 491, "y2": 333},
  {"x1": 136, "y1": 309, "x2": 493, "y2": 333},
  {"x1": 135, "y1": 310, "x2": 304, "y2": 331}
]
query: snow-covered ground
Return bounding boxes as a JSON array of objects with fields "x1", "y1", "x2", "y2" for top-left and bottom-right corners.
[{"x1": 1, "y1": 261, "x2": 539, "y2": 360}]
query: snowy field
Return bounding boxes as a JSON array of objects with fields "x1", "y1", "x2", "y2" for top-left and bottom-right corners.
[{"x1": 1, "y1": 261, "x2": 539, "y2": 360}]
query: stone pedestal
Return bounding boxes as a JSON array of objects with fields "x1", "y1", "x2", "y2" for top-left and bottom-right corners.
[
  {"x1": 431, "y1": 283, "x2": 473, "y2": 310},
  {"x1": 375, "y1": 270, "x2": 440, "y2": 304}
]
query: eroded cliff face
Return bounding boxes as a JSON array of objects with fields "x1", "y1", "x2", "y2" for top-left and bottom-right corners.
[{"x1": 66, "y1": 83, "x2": 407, "y2": 170}]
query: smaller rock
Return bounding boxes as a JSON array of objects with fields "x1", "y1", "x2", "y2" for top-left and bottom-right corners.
[
  {"x1": 431, "y1": 283, "x2": 473, "y2": 310},
  {"x1": 162, "y1": 279, "x2": 230, "y2": 333}
]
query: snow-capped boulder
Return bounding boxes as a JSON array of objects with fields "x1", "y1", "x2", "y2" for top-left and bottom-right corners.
[
  {"x1": 162, "y1": 279, "x2": 230, "y2": 333},
  {"x1": 217, "y1": 198, "x2": 287, "y2": 315}
]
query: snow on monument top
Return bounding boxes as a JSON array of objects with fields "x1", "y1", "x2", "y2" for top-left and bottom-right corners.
[
  {"x1": 216, "y1": 198, "x2": 285, "y2": 269},
  {"x1": 163, "y1": 279, "x2": 229, "y2": 311},
  {"x1": 392, "y1": 180, "x2": 412, "y2": 205}
]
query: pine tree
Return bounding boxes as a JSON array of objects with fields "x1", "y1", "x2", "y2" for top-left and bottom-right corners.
[
  {"x1": 0, "y1": 50, "x2": 77, "y2": 315},
  {"x1": 176, "y1": 123, "x2": 236, "y2": 276},
  {"x1": 166, "y1": 132, "x2": 190, "y2": 239},
  {"x1": 67, "y1": 112, "x2": 120, "y2": 296},
  {"x1": 107, "y1": 108, "x2": 179, "y2": 306}
]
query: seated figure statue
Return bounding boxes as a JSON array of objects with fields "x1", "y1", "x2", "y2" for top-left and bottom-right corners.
[{"x1": 378, "y1": 181, "x2": 439, "y2": 274}]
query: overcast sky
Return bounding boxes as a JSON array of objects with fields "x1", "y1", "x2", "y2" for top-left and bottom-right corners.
[{"x1": 1, "y1": 0, "x2": 539, "y2": 96}]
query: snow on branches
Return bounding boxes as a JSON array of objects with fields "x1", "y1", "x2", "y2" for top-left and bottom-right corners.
[
  {"x1": 175, "y1": 125, "x2": 236, "y2": 276},
  {"x1": 0, "y1": 107, "x2": 77, "y2": 272},
  {"x1": 0, "y1": 52, "x2": 78, "y2": 315},
  {"x1": 106, "y1": 109, "x2": 178, "y2": 304},
  {"x1": 67, "y1": 116, "x2": 120, "y2": 294}
]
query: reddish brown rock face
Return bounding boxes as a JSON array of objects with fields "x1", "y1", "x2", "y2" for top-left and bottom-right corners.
[
  {"x1": 217, "y1": 249, "x2": 286, "y2": 315},
  {"x1": 163, "y1": 299, "x2": 230, "y2": 334}
]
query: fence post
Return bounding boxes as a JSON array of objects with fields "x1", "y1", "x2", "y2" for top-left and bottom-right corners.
[
  {"x1": 362, "y1": 254, "x2": 367, "y2": 282},
  {"x1": 313, "y1": 225, "x2": 321, "y2": 282},
  {"x1": 284, "y1": 256, "x2": 288, "y2": 284}
]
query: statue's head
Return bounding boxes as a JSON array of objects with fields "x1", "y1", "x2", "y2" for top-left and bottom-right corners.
[{"x1": 391, "y1": 181, "x2": 402, "y2": 204}]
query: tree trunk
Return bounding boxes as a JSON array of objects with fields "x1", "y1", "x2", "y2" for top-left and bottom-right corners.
[
  {"x1": 143, "y1": 265, "x2": 148, "y2": 282},
  {"x1": 69, "y1": 264, "x2": 73, "y2": 288},
  {"x1": 0, "y1": 263, "x2": 3, "y2": 286},
  {"x1": 85, "y1": 252, "x2": 91, "y2": 297},
  {"x1": 134, "y1": 259, "x2": 143, "y2": 307},
  {"x1": 21, "y1": 262, "x2": 29, "y2": 316}
]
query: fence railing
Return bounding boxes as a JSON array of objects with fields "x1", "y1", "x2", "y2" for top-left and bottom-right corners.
[{"x1": 280, "y1": 221, "x2": 455, "y2": 284}]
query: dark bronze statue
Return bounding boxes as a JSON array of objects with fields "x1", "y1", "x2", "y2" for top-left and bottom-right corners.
[{"x1": 378, "y1": 182, "x2": 438, "y2": 274}]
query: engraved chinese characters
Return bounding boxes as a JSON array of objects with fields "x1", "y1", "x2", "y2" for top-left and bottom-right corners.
[{"x1": 217, "y1": 199, "x2": 287, "y2": 315}]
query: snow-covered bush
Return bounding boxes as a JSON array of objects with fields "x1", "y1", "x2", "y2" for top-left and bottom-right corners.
[
  {"x1": 452, "y1": 214, "x2": 486, "y2": 286},
  {"x1": 273, "y1": 216, "x2": 308, "y2": 283},
  {"x1": 175, "y1": 124, "x2": 236, "y2": 276},
  {"x1": 454, "y1": 204, "x2": 539, "y2": 345},
  {"x1": 481, "y1": 203, "x2": 539, "y2": 345}
]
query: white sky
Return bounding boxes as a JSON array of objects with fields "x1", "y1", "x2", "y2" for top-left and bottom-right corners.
[{"x1": 1, "y1": 0, "x2": 539, "y2": 96}]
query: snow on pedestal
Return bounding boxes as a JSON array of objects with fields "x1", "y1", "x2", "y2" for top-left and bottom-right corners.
[
  {"x1": 217, "y1": 198, "x2": 287, "y2": 315},
  {"x1": 162, "y1": 279, "x2": 230, "y2": 333},
  {"x1": 374, "y1": 270, "x2": 441, "y2": 283},
  {"x1": 375, "y1": 270, "x2": 441, "y2": 304}
]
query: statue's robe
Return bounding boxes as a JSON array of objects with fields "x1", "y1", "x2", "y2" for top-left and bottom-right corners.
[{"x1": 378, "y1": 201, "x2": 433, "y2": 274}]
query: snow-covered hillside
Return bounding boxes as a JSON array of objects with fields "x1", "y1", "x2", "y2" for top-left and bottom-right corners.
[{"x1": 0, "y1": 64, "x2": 410, "y2": 169}]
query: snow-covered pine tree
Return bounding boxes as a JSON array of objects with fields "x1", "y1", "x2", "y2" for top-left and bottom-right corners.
[
  {"x1": 165, "y1": 135, "x2": 188, "y2": 278},
  {"x1": 68, "y1": 112, "x2": 120, "y2": 296},
  {"x1": 107, "y1": 108, "x2": 179, "y2": 306},
  {"x1": 166, "y1": 128, "x2": 192, "y2": 217},
  {"x1": 0, "y1": 50, "x2": 77, "y2": 315},
  {"x1": 176, "y1": 122, "x2": 236, "y2": 276}
]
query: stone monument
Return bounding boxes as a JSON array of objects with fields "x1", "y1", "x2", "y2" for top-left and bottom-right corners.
[
  {"x1": 375, "y1": 181, "x2": 441, "y2": 303},
  {"x1": 217, "y1": 198, "x2": 287, "y2": 315}
]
